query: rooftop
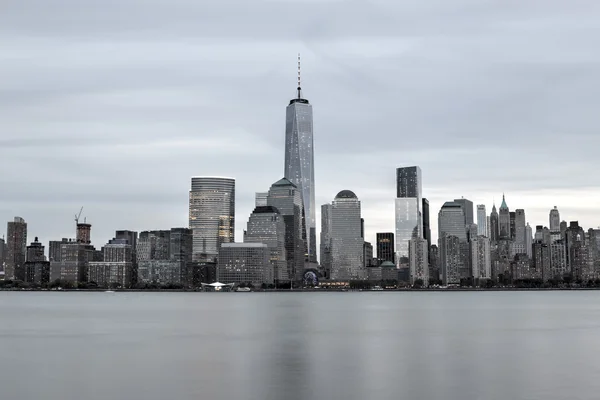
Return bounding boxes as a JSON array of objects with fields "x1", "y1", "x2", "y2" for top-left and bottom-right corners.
[{"x1": 335, "y1": 190, "x2": 358, "y2": 199}]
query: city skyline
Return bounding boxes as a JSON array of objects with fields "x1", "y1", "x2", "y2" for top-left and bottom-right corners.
[{"x1": 2, "y1": 1, "x2": 600, "y2": 254}]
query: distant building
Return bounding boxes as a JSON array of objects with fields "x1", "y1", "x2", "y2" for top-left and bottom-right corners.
[
  {"x1": 409, "y1": 238, "x2": 429, "y2": 286},
  {"x1": 422, "y1": 198, "x2": 431, "y2": 249},
  {"x1": 376, "y1": 232, "x2": 395, "y2": 265},
  {"x1": 330, "y1": 190, "x2": 364, "y2": 280},
  {"x1": 267, "y1": 178, "x2": 305, "y2": 280},
  {"x1": 244, "y1": 206, "x2": 289, "y2": 283},
  {"x1": 476, "y1": 205, "x2": 487, "y2": 237},
  {"x1": 6, "y1": 217, "x2": 27, "y2": 281},
  {"x1": 498, "y1": 195, "x2": 510, "y2": 240},
  {"x1": 438, "y1": 202, "x2": 469, "y2": 281},
  {"x1": 395, "y1": 167, "x2": 423, "y2": 279},
  {"x1": 26, "y1": 237, "x2": 45, "y2": 262},
  {"x1": 490, "y1": 204, "x2": 499, "y2": 242},
  {"x1": 88, "y1": 238, "x2": 133, "y2": 287},
  {"x1": 137, "y1": 228, "x2": 192, "y2": 286},
  {"x1": 454, "y1": 198, "x2": 474, "y2": 226},
  {"x1": 549, "y1": 206, "x2": 561, "y2": 232},
  {"x1": 189, "y1": 177, "x2": 235, "y2": 262},
  {"x1": 533, "y1": 241, "x2": 551, "y2": 281},
  {"x1": 470, "y1": 236, "x2": 491, "y2": 283},
  {"x1": 440, "y1": 234, "x2": 461, "y2": 286},
  {"x1": 320, "y1": 204, "x2": 333, "y2": 275},
  {"x1": 115, "y1": 230, "x2": 138, "y2": 286},
  {"x1": 255, "y1": 192, "x2": 268, "y2": 207},
  {"x1": 24, "y1": 237, "x2": 49, "y2": 285},
  {"x1": 217, "y1": 243, "x2": 272, "y2": 285},
  {"x1": 363, "y1": 242, "x2": 373, "y2": 267},
  {"x1": 49, "y1": 238, "x2": 72, "y2": 262},
  {"x1": 565, "y1": 221, "x2": 590, "y2": 280}
]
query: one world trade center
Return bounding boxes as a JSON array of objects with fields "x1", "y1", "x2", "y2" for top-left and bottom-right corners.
[{"x1": 284, "y1": 55, "x2": 316, "y2": 264}]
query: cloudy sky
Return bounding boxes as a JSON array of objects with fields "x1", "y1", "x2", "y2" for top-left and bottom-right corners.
[{"x1": 1, "y1": 0, "x2": 599, "y2": 254}]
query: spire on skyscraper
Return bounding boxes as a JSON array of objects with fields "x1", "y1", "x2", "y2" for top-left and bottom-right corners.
[{"x1": 297, "y1": 53, "x2": 302, "y2": 99}]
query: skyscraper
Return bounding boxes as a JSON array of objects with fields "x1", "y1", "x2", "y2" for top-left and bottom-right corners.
[
  {"x1": 514, "y1": 209, "x2": 526, "y2": 245},
  {"x1": 189, "y1": 177, "x2": 235, "y2": 262},
  {"x1": 454, "y1": 198, "x2": 474, "y2": 226},
  {"x1": 6, "y1": 217, "x2": 27, "y2": 281},
  {"x1": 376, "y1": 232, "x2": 395, "y2": 265},
  {"x1": 255, "y1": 192, "x2": 268, "y2": 207},
  {"x1": 438, "y1": 202, "x2": 468, "y2": 284},
  {"x1": 395, "y1": 166, "x2": 423, "y2": 275},
  {"x1": 422, "y1": 198, "x2": 431, "y2": 249},
  {"x1": 244, "y1": 206, "x2": 288, "y2": 283},
  {"x1": 267, "y1": 178, "x2": 305, "y2": 281},
  {"x1": 476, "y1": 205, "x2": 487, "y2": 236},
  {"x1": 549, "y1": 206, "x2": 560, "y2": 231},
  {"x1": 330, "y1": 190, "x2": 364, "y2": 280},
  {"x1": 409, "y1": 238, "x2": 429, "y2": 286},
  {"x1": 498, "y1": 195, "x2": 510, "y2": 239},
  {"x1": 284, "y1": 56, "x2": 316, "y2": 264},
  {"x1": 490, "y1": 203, "x2": 499, "y2": 242},
  {"x1": 320, "y1": 203, "x2": 332, "y2": 274}
]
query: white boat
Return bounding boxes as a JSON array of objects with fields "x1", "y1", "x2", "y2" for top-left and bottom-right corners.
[
  {"x1": 235, "y1": 287, "x2": 251, "y2": 292},
  {"x1": 105, "y1": 290, "x2": 115, "y2": 293},
  {"x1": 371, "y1": 286, "x2": 384, "y2": 291}
]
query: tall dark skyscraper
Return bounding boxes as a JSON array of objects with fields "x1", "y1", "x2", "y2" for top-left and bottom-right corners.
[
  {"x1": 376, "y1": 233, "x2": 395, "y2": 265},
  {"x1": 490, "y1": 203, "x2": 499, "y2": 242},
  {"x1": 396, "y1": 167, "x2": 422, "y2": 199},
  {"x1": 6, "y1": 217, "x2": 27, "y2": 281},
  {"x1": 422, "y1": 198, "x2": 431, "y2": 249},
  {"x1": 284, "y1": 55, "x2": 316, "y2": 264}
]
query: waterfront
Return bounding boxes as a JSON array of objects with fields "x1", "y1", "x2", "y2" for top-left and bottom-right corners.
[{"x1": 1, "y1": 292, "x2": 600, "y2": 400}]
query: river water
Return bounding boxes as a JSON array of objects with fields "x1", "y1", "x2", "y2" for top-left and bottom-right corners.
[{"x1": 1, "y1": 291, "x2": 599, "y2": 400}]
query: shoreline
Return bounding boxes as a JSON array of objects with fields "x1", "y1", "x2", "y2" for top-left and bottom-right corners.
[{"x1": 1, "y1": 287, "x2": 599, "y2": 293}]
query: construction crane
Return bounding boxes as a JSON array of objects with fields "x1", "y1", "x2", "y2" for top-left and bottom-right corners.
[{"x1": 75, "y1": 207, "x2": 83, "y2": 225}]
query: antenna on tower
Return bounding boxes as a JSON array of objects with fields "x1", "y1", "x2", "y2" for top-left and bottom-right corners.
[{"x1": 297, "y1": 53, "x2": 302, "y2": 99}]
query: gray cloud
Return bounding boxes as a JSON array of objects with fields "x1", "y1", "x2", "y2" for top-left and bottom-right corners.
[{"x1": 1, "y1": 0, "x2": 599, "y2": 251}]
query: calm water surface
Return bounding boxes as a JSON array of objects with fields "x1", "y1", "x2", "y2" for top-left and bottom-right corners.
[{"x1": 1, "y1": 291, "x2": 600, "y2": 400}]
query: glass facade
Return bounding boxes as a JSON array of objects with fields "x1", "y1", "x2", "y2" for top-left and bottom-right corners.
[
  {"x1": 476, "y1": 205, "x2": 487, "y2": 237},
  {"x1": 330, "y1": 191, "x2": 364, "y2": 280},
  {"x1": 320, "y1": 204, "x2": 332, "y2": 273},
  {"x1": 217, "y1": 243, "x2": 272, "y2": 285},
  {"x1": 189, "y1": 177, "x2": 235, "y2": 262},
  {"x1": 285, "y1": 98, "x2": 316, "y2": 263},
  {"x1": 376, "y1": 232, "x2": 395, "y2": 265},
  {"x1": 396, "y1": 166, "x2": 422, "y2": 200},
  {"x1": 395, "y1": 198, "x2": 421, "y2": 268}
]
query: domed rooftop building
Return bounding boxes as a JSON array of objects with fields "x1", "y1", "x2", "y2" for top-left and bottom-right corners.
[{"x1": 335, "y1": 190, "x2": 357, "y2": 199}]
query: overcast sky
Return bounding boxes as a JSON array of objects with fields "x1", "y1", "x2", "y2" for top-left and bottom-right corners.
[{"x1": 1, "y1": 0, "x2": 599, "y2": 254}]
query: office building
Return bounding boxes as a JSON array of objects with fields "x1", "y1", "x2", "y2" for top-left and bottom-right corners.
[
  {"x1": 244, "y1": 206, "x2": 289, "y2": 283},
  {"x1": 476, "y1": 205, "x2": 487, "y2": 237},
  {"x1": 320, "y1": 204, "x2": 332, "y2": 274},
  {"x1": 438, "y1": 202, "x2": 468, "y2": 283},
  {"x1": 6, "y1": 217, "x2": 27, "y2": 281},
  {"x1": 376, "y1": 232, "x2": 395, "y2": 265},
  {"x1": 88, "y1": 238, "x2": 133, "y2": 287},
  {"x1": 218, "y1": 243, "x2": 272, "y2": 285},
  {"x1": 189, "y1": 177, "x2": 235, "y2": 262},
  {"x1": 395, "y1": 166, "x2": 423, "y2": 275},
  {"x1": 330, "y1": 190, "x2": 364, "y2": 280},
  {"x1": 454, "y1": 198, "x2": 474, "y2": 226},
  {"x1": 440, "y1": 234, "x2": 461, "y2": 285},
  {"x1": 549, "y1": 206, "x2": 560, "y2": 232},
  {"x1": 423, "y1": 198, "x2": 431, "y2": 248},
  {"x1": 255, "y1": 192, "x2": 268, "y2": 207},
  {"x1": 364, "y1": 242, "x2": 373, "y2": 268},
  {"x1": 498, "y1": 195, "x2": 510, "y2": 240},
  {"x1": 514, "y1": 209, "x2": 526, "y2": 245},
  {"x1": 490, "y1": 204, "x2": 499, "y2": 242},
  {"x1": 284, "y1": 59, "x2": 316, "y2": 264},
  {"x1": 267, "y1": 178, "x2": 305, "y2": 280}
]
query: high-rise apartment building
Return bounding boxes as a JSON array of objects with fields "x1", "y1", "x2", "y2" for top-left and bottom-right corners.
[
  {"x1": 471, "y1": 235, "x2": 491, "y2": 282},
  {"x1": 376, "y1": 233, "x2": 395, "y2": 265},
  {"x1": 514, "y1": 209, "x2": 526, "y2": 245},
  {"x1": 476, "y1": 205, "x2": 487, "y2": 237},
  {"x1": 137, "y1": 228, "x2": 192, "y2": 286},
  {"x1": 244, "y1": 206, "x2": 289, "y2": 283},
  {"x1": 330, "y1": 190, "x2": 364, "y2": 280},
  {"x1": 565, "y1": 221, "x2": 590, "y2": 280},
  {"x1": 284, "y1": 61, "x2": 316, "y2": 264},
  {"x1": 189, "y1": 177, "x2": 235, "y2": 262},
  {"x1": 498, "y1": 195, "x2": 510, "y2": 240},
  {"x1": 409, "y1": 238, "x2": 429, "y2": 286},
  {"x1": 6, "y1": 217, "x2": 27, "y2": 281},
  {"x1": 89, "y1": 238, "x2": 133, "y2": 287},
  {"x1": 525, "y1": 223, "x2": 533, "y2": 258},
  {"x1": 395, "y1": 166, "x2": 423, "y2": 276},
  {"x1": 267, "y1": 178, "x2": 305, "y2": 281},
  {"x1": 510, "y1": 211, "x2": 516, "y2": 240},
  {"x1": 549, "y1": 206, "x2": 560, "y2": 231}
]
